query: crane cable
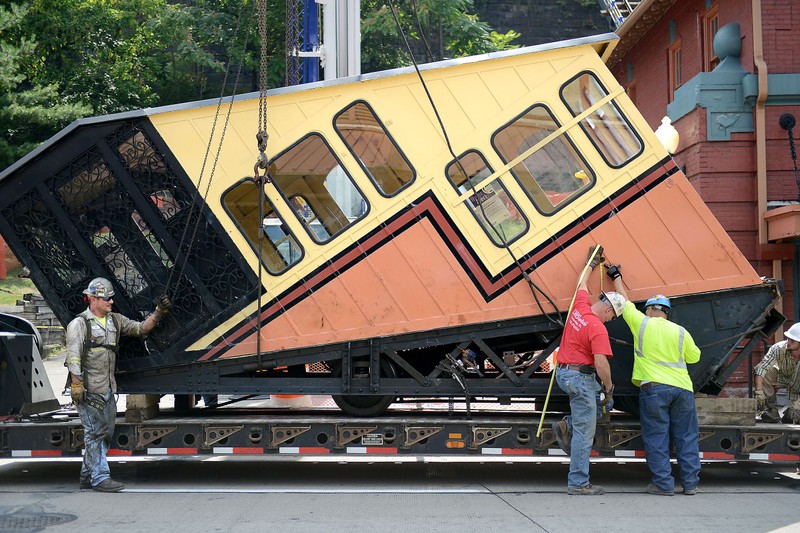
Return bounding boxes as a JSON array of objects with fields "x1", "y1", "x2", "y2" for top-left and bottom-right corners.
[
  {"x1": 252, "y1": 0, "x2": 272, "y2": 369},
  {"x1": 386, "y1": 0, "x2": 563, "y2": 327},
  {"x1": 535, "y1": 244, "x2": 603, "y2": 437},
  {"x1": 164, "y1": 0, "x2": 254, "y2": 301}
]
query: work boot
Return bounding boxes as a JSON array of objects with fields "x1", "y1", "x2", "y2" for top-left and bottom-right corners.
[
  {"x1": 782, "y1": 409, "x2": 800, "y2": 425},
  {"x1": 92, "y1": 478, "x2": 125, "y2": 493},
  {"x1": 568, "y1": 484, "x2": 605, "y2": 495},
  {"x1": 79, "y1": 478, "x2": 91, "y2": 490},
  {"x1": 646, "y1": 483, "x2": 674, "y2": 496},
  {"x1": 759, "y1": 408, "x2": 781, "y2": 423},
  {"x1": 551, "y1": 417, "x2": 571, "y2": 455}
]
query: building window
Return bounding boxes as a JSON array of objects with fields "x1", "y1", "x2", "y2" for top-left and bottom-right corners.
[
  {"x1": 445, "y1": 150, "x2": 528, "y2": 247},
  {"x1": 669, "y1": 38, "x2": 683, "y2": 98},
  {"x1": 704, "y1": 3, "x2": 720, "y2": 71}
]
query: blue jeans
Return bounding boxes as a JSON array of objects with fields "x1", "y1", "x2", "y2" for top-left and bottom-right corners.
[
  {"x1": 556, "y1": 368, "x2": 600, "y2": 488},
  {"x1": 639, "y1": 383, "x2": 701, "y2": 491},
  {"x1": 76, "y1": 387, "x2": 116, "y2": 486}
]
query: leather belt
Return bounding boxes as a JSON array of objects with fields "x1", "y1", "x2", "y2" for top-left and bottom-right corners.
[
  {"x1": 640, "y1": 382, "x2": 661, "y2": 390},
  {"x1": 557, "y1": 363, "x2": 595, "y2": 375}
]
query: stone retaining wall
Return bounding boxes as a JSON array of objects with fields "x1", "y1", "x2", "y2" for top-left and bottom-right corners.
[{"x1": 0, "y1": 293, "x2": 65, "y2": 351}]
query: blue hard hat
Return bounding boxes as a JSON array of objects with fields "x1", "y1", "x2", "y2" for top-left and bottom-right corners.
[{"x1": 645, "y1": 294, "x2": 671, "y2": 310}]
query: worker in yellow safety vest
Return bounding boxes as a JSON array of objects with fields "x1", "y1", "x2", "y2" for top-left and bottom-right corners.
[{"x1": 606, "y1": 264, "x2": 701, "y2": 497}]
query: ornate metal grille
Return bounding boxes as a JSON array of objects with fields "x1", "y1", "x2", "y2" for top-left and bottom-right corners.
[{"x1": 1, "y1": 120, "x2": 256, "y2": 367}]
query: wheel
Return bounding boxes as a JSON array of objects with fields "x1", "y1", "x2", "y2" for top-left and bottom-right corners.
[{"x1": 331, "y1": 358, "x2": 397, "y2": 416}]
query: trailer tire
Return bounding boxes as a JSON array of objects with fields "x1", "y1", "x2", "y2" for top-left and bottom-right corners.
[{"x1": 331, "y1": 359, "x2": 397, "y2": 416}]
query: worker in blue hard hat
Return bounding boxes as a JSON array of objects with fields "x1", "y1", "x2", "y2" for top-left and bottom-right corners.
[
  {"x1": 754, "y1": 322, "x2": 800, "y2": 424},
  {"x1": 606, "y1": 265, "x2": 701, "y2": 497}
]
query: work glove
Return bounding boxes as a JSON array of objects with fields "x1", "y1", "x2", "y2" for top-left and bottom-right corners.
[
  {"x1": 754, "y1": 389, "x2": 767, "y2": 411},
  {"x1": 155, "y1": 294, "x2": 173, "y2": 315},
  {"x1": 600, "y1": 384, "x2": 614, "y2": 407},
  {"x1": 587, "y1": 245, "x2": 605, "y2": 269},
  {"x1": 605, "y1": 263, "x2": 622, "y2": 280},
  {"x1": 70, "y1": 380, "x2": 85, "y2": 404}
]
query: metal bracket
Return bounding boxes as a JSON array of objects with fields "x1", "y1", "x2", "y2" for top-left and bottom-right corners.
[
  {"x1": 741, "y1": 430, "x2": 785, "y2": 454},
  {"x1": 403, "y1": 426, "x2": 444, "y2": 448},
  {"x1": 370, "y1": 341, "x2": 380, "y2": 393},
  {"x1": 698, "y1": 430, "x2": 714, "y2": 443},
  {"x1": 470, "y1": 426, "x2": 511, "y2": 449},
  {"x1": 336, "y1": 425, "x2": 378, "y2": 448},
  {"x1": 203, "y1": 425, "x2": 244, "y2": 447},
  {"x1": 70, "y1": 427, "x2": 85, "y2": 451},
  {"x1": 135, "y1": 426, "x2": 177, "y2": 450},
  {"x1": 270, "y1": 426, "x2": 311, "y2": 448},
  {"x1": 602, "y1": 428, "x2": 641, "y2": 450}
]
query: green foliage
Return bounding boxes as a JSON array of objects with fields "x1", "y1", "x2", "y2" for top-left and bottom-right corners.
[
  {"x1": 0, "y1": 2, "x2": 91, "y2": 170},
  {"x1": 0, "y1": 0, "x2": 517, "y2": 172},
  {"x1": 361, "y1": 0, "x2": 519, "y2": 73},
  {"x1": 0, "y1": 267, "x2": 35, "y2": 306}
]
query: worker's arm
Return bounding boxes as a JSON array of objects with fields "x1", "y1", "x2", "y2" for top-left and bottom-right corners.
[
  {"x1": 142, "y1": 311, "x2": 163, "y2": 335},
  {"x1": 594, "y1": 353, "x2": 613, "y2": 392},
  {"x1": 578, "y1": 273, "x2": 589, "y2": 293},
  {"x1": 612, "y1": 275, "x2": 628, "y2": 301}
]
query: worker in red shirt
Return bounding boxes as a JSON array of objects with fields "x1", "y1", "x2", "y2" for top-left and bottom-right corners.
[{"x1": 551, "y1": 250, "x2": 623, "y2": 495}]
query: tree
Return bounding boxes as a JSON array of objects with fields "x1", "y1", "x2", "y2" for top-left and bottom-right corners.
[
  {"x1": 0, "y1": 2, "x2": 90, "y2": 171},
  {"x1": 360, "y1": 0, "x2": 519, "y2": 74}
]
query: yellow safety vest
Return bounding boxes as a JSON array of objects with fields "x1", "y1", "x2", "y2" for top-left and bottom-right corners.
[{"x1": 622, "y1": 301, "x2": 701, "y2": 392}]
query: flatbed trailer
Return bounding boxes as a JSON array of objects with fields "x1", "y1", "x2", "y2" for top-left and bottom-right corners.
[{"x1": 3, "y1": 407, "x2": 799, "y2": 463}]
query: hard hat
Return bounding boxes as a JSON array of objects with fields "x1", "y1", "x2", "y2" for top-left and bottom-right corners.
[
  {"x1": 82, "y1": 277, "x2": 115, "y2": 298},
  {"x1": 784, "y1": 323, "x2": 800, "y2": 342},
  {"x1": 602, "y1": 291, "x2": 625, "y2": 318},
  {"x1": 645, "y1": 294, "x2": 671, "y2": 312}
]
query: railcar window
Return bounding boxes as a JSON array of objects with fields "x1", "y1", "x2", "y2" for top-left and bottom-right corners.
[
  {"x1": 334, "y1": 101, "x2": 415, "y2": 196},
  {"x1": 446, "y1": 151, "x2": 527, "y2": 246},
  {"x1": 560, "y1": 72, "x2": 643, "y2": 168},
  {"x1": 269, "y1": 134, "x2": 367, "y2": 243},
  {"x1": 222, "y1": 180, "x2": 302, "y2": 274},
  {"x1": 492, "y1": 105, "x2": 593, "y2": 215}
]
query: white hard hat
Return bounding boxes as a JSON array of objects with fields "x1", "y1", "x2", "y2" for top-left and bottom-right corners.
[
  {"x1": 601, "y1": 291, "x2": 626, "y2": 318},
  {"x1": 82, "y1": 277, "x2": 115, "y2": 298},
  {"x1": 784, "y1": 323, "x2": 800, "y2": 342}
]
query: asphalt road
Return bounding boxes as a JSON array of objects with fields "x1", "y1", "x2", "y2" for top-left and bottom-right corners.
[{"x1": 1, "y1": 456, "x2": 798, "y2": 533}]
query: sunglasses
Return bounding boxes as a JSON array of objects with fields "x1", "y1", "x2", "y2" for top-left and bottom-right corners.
[{"x1": 94, "y1": 295, "x2": 113, "y2": 302}]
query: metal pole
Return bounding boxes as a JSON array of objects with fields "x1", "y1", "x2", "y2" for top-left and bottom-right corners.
[{"x1": 302, "y1": 0, "x2": 320, "y2": 83}]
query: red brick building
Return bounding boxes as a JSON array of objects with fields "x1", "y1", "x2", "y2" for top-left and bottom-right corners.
[{"x1": 606, "y1": 0, "x2": 800, "y2": 394}]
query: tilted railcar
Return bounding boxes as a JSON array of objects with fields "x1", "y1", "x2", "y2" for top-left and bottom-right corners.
[{"x1": 0, "y1": 33, "x2": 782, "y2": 416}]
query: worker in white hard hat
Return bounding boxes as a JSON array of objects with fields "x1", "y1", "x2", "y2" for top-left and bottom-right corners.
[
  {"x1": 551, "y1": 247, "x2": 621, "y2": 496},
  {"x1": 754, "y1": 322, "x2": 800, "y2": 424},
  {"x1": 607, "y1": 266, "x2": 701, "y2": 497},
  {"x1": 65, "y1": 277, "x2": 172, "y2": 493}
]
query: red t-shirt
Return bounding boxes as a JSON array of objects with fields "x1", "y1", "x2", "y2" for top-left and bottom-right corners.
[{"x1": 556, "y1": 290, "x2": 613, "y2": 367}]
